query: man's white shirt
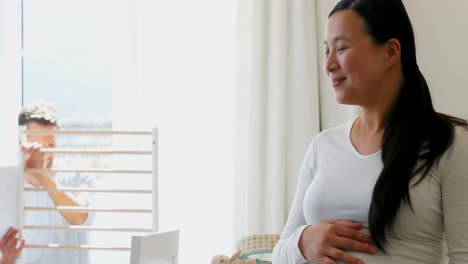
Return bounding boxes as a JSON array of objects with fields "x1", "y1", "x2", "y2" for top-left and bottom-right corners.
[{"x1": 23, "y1": 173, "x2": 95, "y2": 264}]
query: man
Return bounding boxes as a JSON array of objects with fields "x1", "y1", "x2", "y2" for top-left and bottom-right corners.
[{"x1": 19, "y1": 103, "x2": 95, "y2": 264}]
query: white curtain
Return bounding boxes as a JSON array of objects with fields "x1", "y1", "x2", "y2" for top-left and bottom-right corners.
[
  {"x1": 234, "y1": 0, "x2": 321, "y2": 240},
  {"x1": 114, "y1": 0, "x2": 238, "y2": 262}
]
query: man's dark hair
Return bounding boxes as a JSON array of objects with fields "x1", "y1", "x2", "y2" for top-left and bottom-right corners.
[{"x1": 18, "y1": 103, "x2": 59, "y2": 127}]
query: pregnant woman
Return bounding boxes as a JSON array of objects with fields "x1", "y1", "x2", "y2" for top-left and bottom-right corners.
[{"x1": 273, "y1": 0, "x2": 468, "y2": 263}]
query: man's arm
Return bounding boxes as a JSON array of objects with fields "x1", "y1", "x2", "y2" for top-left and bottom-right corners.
[
  {"x1": 37, "y1": 173, "x2": 88, "y2": 225},
  {"x1": 23, "y1": 143, "x2": 89, "y2": 226}
]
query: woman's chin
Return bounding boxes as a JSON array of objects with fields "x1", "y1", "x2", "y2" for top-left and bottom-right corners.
[{"x1": 334, "y1": 94, "x2": 349, "y2": 105}]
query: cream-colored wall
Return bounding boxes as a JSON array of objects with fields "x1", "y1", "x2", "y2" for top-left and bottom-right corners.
[
  {"x1": 316, "y1": 0, "x2": 468, "y2": 130},
  {"x1": 405, "y1": 0, "x2": 468, "y2": 120}
]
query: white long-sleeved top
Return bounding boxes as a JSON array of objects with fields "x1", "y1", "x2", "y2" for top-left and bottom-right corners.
[{"x1": 273, "y1": 118, "x2": 468, "y2": 264}]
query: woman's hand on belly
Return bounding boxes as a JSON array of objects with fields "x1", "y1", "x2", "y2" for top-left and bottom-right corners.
[{"x1": 299, "y1": 220, "x2": 377, "y2": 264}]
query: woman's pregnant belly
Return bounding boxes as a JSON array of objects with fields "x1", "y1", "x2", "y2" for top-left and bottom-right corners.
[
  {"x1": 305, "y1": 227, "x2": 444, "y2": 264},
  {"x1": 336, "y1": 236, "x2": 444, "y2": 264}
]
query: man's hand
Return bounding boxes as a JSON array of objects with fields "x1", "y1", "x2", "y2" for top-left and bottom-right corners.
[
  {"x1": 23, "y1": 142, "x2": 53, "y2": 170},
  {"x1": 0, "y1": 228, "x2": 25, "y2": 264},
  {"x1": 22, "y1": 142, "x2": 54, "y2": 187}
]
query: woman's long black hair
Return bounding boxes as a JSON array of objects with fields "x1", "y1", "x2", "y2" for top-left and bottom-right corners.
[{"x1": 329, "y1": 0, "x2": 468, "y2": 251}]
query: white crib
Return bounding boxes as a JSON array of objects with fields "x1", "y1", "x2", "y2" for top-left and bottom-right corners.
[{"x1": 17, "y1": 127, "x2": 159, "y2": 263}]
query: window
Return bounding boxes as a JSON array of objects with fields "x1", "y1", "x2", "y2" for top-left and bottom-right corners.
[{"x1": 6, "y1": 0, "x2": 237, "y2": 262}]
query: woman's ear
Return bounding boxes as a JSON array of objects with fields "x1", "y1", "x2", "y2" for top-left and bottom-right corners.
[{"x1": 385, "y1": 38, "x2": 401, "y2": 66}]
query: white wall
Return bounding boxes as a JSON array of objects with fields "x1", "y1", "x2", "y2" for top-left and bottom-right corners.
[
  {"x1": 316, "y1": 0, "x2": 468, "y2": 130},
  {"x1": 0, "y1": 0, "x2": 22, "y2": 166}
]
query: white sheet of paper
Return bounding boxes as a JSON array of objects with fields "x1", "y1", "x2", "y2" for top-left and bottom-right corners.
[{"x1": 0, "y1": 166, "x2": 19, "y2": 238}]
